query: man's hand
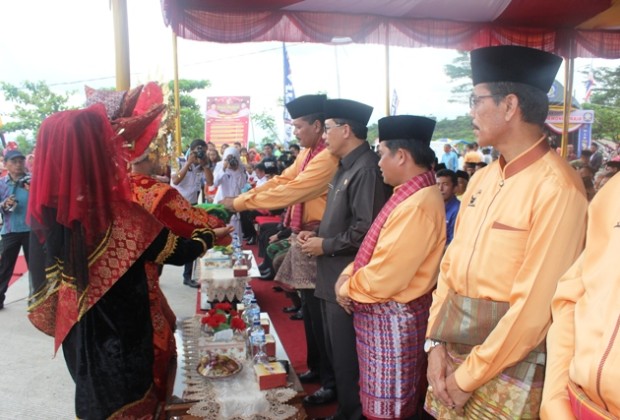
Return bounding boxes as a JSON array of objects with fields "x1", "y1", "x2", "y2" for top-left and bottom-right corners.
[
  {"x1": 296, "y1": 230, "x2": 316, "y2": 244},
  {"x1": 213, "y1": 226, "x2": 235, "y2": 238},
  {"x1": 446, "y1": 373, "x2": 472, "y2": 415},
  {"x1": 334, "y1": 274, "x2": 353, "y2": 314},
  {"x1": 220, "y1": 197, "x2": 236, "y2": 212},
  {"x1": 268, "y1": 234, "x2": 279, "y2": 244},
  {"x1": 427, "y1": 344, "x2": 456, "y2": 409},
  {"x1": 300, "y1": 237, "x2": 324, "y2": 257}
]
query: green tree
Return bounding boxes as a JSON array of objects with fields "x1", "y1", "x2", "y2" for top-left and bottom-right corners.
[
  {"x1": 167, "y1": 80, "x2": 210, "y2": 150},
  {"x1": 444, "y1": 52, "x2": 472, "y2": 104},
  {"x1": 251, "y1": 111, "x2": 280, "y2": 145},
  {"x1": 433, "y1": 115, "x2": 475, "y2": 141},
  {"x1": 581, "y1": 67, "x2": 620, "y2": 142},
  {"x1": 0, "y1": 81, "x2": 73, "y2": 147}
]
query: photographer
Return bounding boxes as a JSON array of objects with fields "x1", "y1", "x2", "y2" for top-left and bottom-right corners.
[
  {"x1": 171, "y1": 139, "x2": 213, "y2": 287},
  {"x1": 171, "y1": 139, "x2": 213, "y2": 205},
  {"x1": 213, "y1": 147, "x2": 247, "y2": 238},
  {"x1": 0, "y1": 150, "x2": 31, "y2": 309}
]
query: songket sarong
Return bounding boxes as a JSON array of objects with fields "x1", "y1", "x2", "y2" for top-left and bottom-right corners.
[
  {"x1": 275, "y1": 231, "x2": 318, "y2": 290},
  {"x1": 425, "y1": 290, "x2": 545, "y2": 419},
  {"x1": 568, "y1": 380, "x2": 616, "y2": 420},
  {"x1": 353, "y1": 293, "x2": 432, "y2": 419}
]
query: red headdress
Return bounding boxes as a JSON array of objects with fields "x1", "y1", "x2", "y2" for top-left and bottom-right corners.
[{"x1": 28, "y1": 103, "x2": 132, "y2": 246}]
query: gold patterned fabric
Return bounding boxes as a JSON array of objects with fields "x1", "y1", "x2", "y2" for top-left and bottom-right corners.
[{"x1": 28, "y1": 202, "x2": 162, "y2": 353}]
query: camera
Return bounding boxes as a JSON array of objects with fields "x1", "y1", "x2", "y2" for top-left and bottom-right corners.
[
  {"x1": 16, "y1": 174, "x2": 32, "y2": 189},
  {"x1": 194, "y1": 146, "x2": 206, "y2": 160},
  {"x1": 226, "y1": 155, "x2": 240, "y2": 170}
]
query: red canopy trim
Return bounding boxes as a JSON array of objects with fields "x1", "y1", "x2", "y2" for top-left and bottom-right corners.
[{"x1": 161, "y1": 0, "x2": 620, "y2": 58}]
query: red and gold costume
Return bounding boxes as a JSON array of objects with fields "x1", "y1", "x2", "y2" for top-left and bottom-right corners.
[{"x1": 27, "y1": 102, "x2": 216, "y2": 419}]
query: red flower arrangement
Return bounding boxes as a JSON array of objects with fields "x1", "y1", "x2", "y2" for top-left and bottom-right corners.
[{"x1": 201, "y1": 302, "x2": 246, "y2": 332}]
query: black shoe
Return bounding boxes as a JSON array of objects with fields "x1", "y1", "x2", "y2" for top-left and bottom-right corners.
[
  {"x1": 282, "y1": 305, "x2": 300, "y2": 313},
  {"x1": 258, "y1": 269, "x2": 274, "y2": 280},
  {"x1": 313, "y1": 417, "x2": 336, "y2": 420},
  {"x1": 183, "y1": 278, "x2": 200, "y2": 288},
  {"x1": 303, "y1": 387, "x2": 337, "y2": 406},
  {"x1": 246, "y1": 236, "x2": 257, "y2": 245},
  {"x1": 272, "y1": 286, "x2": 283, "y2": 292},
  {"x1": 298, "y1": 370, "x2": 320, "y2": 383},
  {"x1": 290, "y1": 310, "x2": 303, "y2": 321}
]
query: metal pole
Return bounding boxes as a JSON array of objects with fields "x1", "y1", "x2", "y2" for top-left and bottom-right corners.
[
  {"x1": 111, "y1": 0, "x2": 130, "y2": 91},
  {"x1": 172, "y1": 31, "x2": 182, "y2": 162},
  {"x1": 561, "y1": 43, "x2": 575, "y2": 159},
  {"x1": 385, "y1": 27, "x2": 390, "y2": 116}
]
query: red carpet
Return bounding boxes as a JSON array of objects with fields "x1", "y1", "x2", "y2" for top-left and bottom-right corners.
[
  {"x1": 8, "y1": 255, "x2": 27, "y2": 286},
  {"x1": 247, "y1": 244, "x2": 337, "y2": 419}
]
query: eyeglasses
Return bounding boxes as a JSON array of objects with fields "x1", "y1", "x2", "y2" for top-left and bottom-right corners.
[
  {"x1": 324, "y1": 123, "x2": 344, "y2": 133},
  {"x1": 469, "y1": 94, "x2": 501, "y2": 109}
]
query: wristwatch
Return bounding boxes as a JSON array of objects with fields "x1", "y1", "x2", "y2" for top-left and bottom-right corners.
[{"x1": 424, "y1": 339, "x2": 444, "y2": 353}]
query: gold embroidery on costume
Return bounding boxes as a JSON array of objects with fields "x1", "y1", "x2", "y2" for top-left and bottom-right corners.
[{"x1": 154, "y1": 232, "x2": 178, "y2": 264}]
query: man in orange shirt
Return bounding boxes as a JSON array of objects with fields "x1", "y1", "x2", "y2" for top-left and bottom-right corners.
[
  {"x1": 425, "y1": 46, "x2": 588, "y2": 418},
  {"x1": 542, "y1": 174, "x2": 620, "y2": 419}
]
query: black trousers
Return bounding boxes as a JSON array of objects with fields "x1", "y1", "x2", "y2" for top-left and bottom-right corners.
[
  {"x1": 0, "y1": 231, "x2": 30, "y2": 305},
  {"x1": 321, "y1": 298, "x2": 363, "y2": 420},
  {"x1": 300, "y1": 289, "x2": 336, "y2": 390},
  {"x1": 239, "y1": 210, "x2": 258, "y2": 239}
]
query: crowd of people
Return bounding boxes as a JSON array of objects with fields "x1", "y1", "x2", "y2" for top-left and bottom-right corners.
[{"x1": 0, "y1": 44, "x2": 616, "y2": 419}]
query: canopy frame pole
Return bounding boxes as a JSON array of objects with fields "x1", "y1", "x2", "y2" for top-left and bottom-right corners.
[
  {"x1": 112, "y1": 0, "x2": 130, "y2": 91},
  {"x1": 561, "y1": 42, "x2": 575, "y2": 159},
  {"x1": 385, "y1": 24, "x2": 391, "y2": 116},
  {"x1": 172, "y1": 31, "x2": 182, "y2": 164}
]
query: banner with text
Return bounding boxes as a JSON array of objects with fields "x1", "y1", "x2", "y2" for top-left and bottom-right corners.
[{"x1": 205, "y1": 96, "x2": 250, "y2": 149}]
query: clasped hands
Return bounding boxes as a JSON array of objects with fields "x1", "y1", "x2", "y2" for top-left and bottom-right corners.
[{"x1": 426, "y1": 345, "x2": 472, "y2": 415}]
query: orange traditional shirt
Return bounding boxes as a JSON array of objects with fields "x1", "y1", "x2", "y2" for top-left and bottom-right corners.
[
  {"x1": 427, "y1": 137, "x2": 588, "y2": 392},
  {"x1": 542, "y1": 174, "x2": 620, "y2": 419},
  {"x1": 233, "y1": 148, "x2": 338, "y2": 224}
]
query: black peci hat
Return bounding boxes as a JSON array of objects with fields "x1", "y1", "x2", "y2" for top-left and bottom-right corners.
[
  {"x1": 378, "y1": 115, "x2": 436, "y2": 146},
  {"x1": 323, "y1": 99, "x2": 373, "y2": 126},
  {"x1": 470, "y1": 46, "x2": 562, "y2": 93},
  {"x1": 285, "y1": 94, "x2": 327, "y2": 119}
]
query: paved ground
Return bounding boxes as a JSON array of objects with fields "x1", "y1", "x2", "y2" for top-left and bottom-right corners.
[{"x1": 0, "y1": 263, "x2": 197, "y2": 419}]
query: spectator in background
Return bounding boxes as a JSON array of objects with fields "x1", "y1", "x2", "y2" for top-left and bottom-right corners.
[
  {"x1": 436, "y1": 169, "x2": 460, "y2": 246},
  {"x1": 455, "y1": 170, "x2": 469, "y2": 199},
  {"x1": 440, "y1": 143, "x2": 459, "y2": 171},
  {"x1": 213, "y1": 147, "x2": 247, "y2": 239},
  {"x1": 220, "y1": 143, "x2": 229, "y2": 155},
  {"x1": 464, "y1": 162, "x2": 476, "y2": 179},
  {"x1": 481, "y1": 147, "x2": 493, "y2": 164},
  {"x1": 475, "y1": 161, "x2": 487, "y2": 172},
  {"x1": 261, "y1": 143, "x2": 279, "y2": 173},
  {"x1": 462, "y1": 142, "x2": 482, "y2": 165},
  {"x1": 589, "y1": 142, "x2": 603, "y2": 173},
  {"x1": 289, "y1": 143, "x2": 301, "y2": 158},
  {"x1": 0, "y1": 150, "x2": 31, "y2": 310},
  {"x1": 171, "y1": 139, "x2": 213, "y2": 287},
  {"x1": 239, "y1": 147, "x2": 249, "y2": 164},
  {"x1": 233, "y1": 141, "x2": 242, "y2": 150},
  {"x1": 205, "y1": 148, "x2": 220, "y2": 171}
]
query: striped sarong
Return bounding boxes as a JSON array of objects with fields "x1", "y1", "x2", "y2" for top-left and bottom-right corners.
[
  {"x1": 568, "y1": 380, "x2": 616, "y2": 420},
  {"x1": 353, "y1": 293, "x2": 432, "y2": 419},
  {"x1": 425, "y1": 290, "x2": 546, "y2": 419}
]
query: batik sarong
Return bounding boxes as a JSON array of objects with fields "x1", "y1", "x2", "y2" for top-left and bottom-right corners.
[
  {"x1": 568, "y1": 380, "x2": 616, "y2": 420},
  {"x1": 353, "y1": 293, "x2": 432, "y2": 419},
  {"x1": 425, "y1": 289, "x2": 546, "y2": 419}
]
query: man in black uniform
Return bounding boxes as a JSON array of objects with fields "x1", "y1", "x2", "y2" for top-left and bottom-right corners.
[{"x1": 299, "y1": 99, "x2": 391, "y2": 419}]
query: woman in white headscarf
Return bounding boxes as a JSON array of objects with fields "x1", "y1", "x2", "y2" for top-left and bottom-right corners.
[{"x1": 213, "y1": 146, "x2": 247, "y2": 237}]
